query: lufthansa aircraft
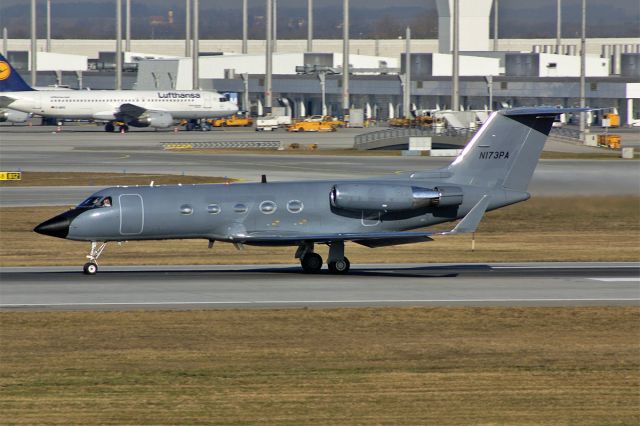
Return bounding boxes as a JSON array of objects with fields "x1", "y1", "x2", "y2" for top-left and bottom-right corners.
[
  {"x1": 35, "y1": 106, "x2": 581, "y2": 275},
  {"x1": 0, "y1": 54, "x2": 237, "y2": 132}
]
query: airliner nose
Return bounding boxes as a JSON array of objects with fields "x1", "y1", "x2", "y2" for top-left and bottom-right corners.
[{"x1": 34, "y1": 213, "x2": 72, "y2": 239}]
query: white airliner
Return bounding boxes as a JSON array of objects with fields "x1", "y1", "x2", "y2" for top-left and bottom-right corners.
[{"x1": 0, "y1": 54, "x2": 237, "y2": 132}]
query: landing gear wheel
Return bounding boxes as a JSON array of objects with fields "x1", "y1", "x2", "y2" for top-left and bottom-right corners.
[
  {"x1": 119, "y1": 125, "x2": 129, "y2": 133},
  {"x1": 328, "y1": 257, "x2": 350, "y2": 274},
  {"x1": 105, "y1": 122, "x2": 115, "y2": 132},
  {"x1": 83, "y1": 262, "x2": 98, "y2": 275},
  {"x1": 301, "y1": 253, "x2": 323, "y2": 273}
]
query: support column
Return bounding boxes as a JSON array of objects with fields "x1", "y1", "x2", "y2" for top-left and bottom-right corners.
[
  {"x1": 116, "y1": 0, "x2": 122, "y2": 90},
  {"x1": 242, "y1": 0, "x2": 248, "y2": 54},
  {"x1": 307, "y1": 0, "x2": 313, "y2": 52},
  {"x1": 265, "y1": 0, "x2": 273, "y2": 115},
  {"x1": 403, "y1": 27, "x2": 411, "y2": 119},
  {"x1": 556, "y1": 0, "x2": 562, "y2": 54},
  {"x1": 579, "y1": 0, "x2": 586, "y2": 139},
  {"x1": 31, "y1": 0, "x2": 37, "y2": 86},
  {"x1": 185, "y1": 0, "x2": 191, "y2": 57},
  {"x1": 451, "y1": 0, "x2": 459, "y2": 111},
  {"x1": 342, "y1": 0, "x2": 350, "y2": 116},
  {"x1": 493, "y1": 0, "x2": 498, "y2": 51},
  {"x1": 46, "y1": 0, "x2": 51, "y2": 52},
  {"x1": 125, "y1": 0, "x2": 131, "y2": 51},
  {"x1": 627, "y1": 98, "x2": 635, "y2": 127},
  {"x1": 192, "y1": 0, "x2": 199, "y2": 90}
]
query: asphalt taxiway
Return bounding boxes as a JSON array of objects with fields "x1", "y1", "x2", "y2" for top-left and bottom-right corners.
[{"x1": 1, "y1": 263, "x2": 638, "y2": 311}]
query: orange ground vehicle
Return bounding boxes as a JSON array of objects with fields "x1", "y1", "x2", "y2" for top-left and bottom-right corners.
[
  {"x1": 287, "y1": 121, "x2": 336, "y2": 132},
  {"x1": 209, "y1": 115, "x2": 253, "y2": 127}
]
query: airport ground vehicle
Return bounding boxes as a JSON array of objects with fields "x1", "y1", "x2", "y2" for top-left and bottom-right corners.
[
  {"x1": 598, "y1": 134, "x2": 621, "y2": 149},
  {"x1": 209, "y1": 114, "x2": 253, "y2": 127},
  {"x1": 287, "y1": 120, "x2": 336, "y2": 132}
]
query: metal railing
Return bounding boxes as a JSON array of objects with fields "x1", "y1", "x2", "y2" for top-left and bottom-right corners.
[{"x1": 354, "y1": 127, "x2": 477, "y2": 148}]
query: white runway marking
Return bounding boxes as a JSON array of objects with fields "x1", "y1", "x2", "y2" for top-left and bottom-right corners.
[
  {"x1": 2, "y1": 298, "x2": 639, "y2": 309},
  {"x1": 589, "y1": 278, "x2": 640, "y2": 282}
]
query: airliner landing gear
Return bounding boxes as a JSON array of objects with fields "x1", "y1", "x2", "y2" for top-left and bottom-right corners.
[
  {"x1": 83, "y1": 241, "x2": 107, "y2": 275},
  {"x1": 119, "y1": 124, "x2": 129, "y2": 133},
  {"x1": 105, "y1": 122, "x2": 115, "y2": 132}
]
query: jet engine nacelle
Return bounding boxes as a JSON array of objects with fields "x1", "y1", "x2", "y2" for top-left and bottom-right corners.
[
  {"x1": 0, "y1": 109, "x2": 30, "y2": 123},
  {"x1": 329, "y1": 184, "x2": 463, "y2": 212},
  {"x1": 130, "y1": 111, "x2": 174, "y2": 128}
]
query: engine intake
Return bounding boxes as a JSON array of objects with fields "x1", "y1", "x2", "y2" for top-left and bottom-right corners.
[{"x1": 330, "y1": 183, "x2": 463, "y2": 212}]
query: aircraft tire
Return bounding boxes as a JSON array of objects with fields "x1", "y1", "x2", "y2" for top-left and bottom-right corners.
[
  {"x1": 83, "y1": 262, "x2": 98, "y2": 275},
  {"x1": 301, "y1": 253, "x2": 323, "y2": 273},
  {"x1": 328, "y1": 257, "x2": 350, "y2": 274},
  {"x1": 105, "y1": 122, "x2": 115, "y2": 132}
]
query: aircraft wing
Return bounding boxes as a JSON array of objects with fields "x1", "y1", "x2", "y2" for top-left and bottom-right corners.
[
  {"x1": 0, "y1": 95, "x2": 17, "y2": 108},
  {"x1": 116, "y1": 103, "x2": 147, "y2": 120},
  {"x1": 234, "y1": 195, "x2": 491, "y2": 247},
  {"x1": 238, "y1": 230, "x2": 435, "y2": 247}
]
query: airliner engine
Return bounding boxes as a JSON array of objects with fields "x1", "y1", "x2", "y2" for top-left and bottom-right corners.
[
  {"x1": 0, "y1": 108, "x2": 29, "y2": 123},
  {"x1": 130, "y1": 111, "x2": 174, "y2": 128},
  {"x1": 330, "y1": 184, "x2": 463, "y2": 212}
]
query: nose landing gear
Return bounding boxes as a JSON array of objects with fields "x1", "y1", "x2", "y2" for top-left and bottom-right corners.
[{"x1": 83, "y1": 241, "x2": 107, "y2": 275}]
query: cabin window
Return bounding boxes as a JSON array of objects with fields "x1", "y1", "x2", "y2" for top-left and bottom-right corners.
[
  {"x1": 207, "y1": 204, "x2": 221, "y2": 215},
  {"x1": 287, "y1": 200, "x2": 304, "y2": 213},
  {"x1": 180, "y1": 204, "x2": 193, "y2": 215},
  {"x1": 259, "y1": 200, "x2": 277, "y2": 214},
  {"x1": 234, "y1": 203, "x2": 248, "y2": 214}
]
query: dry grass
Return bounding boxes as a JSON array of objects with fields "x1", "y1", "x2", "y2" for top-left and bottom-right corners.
[
  {"x1": 0, "y1": 172, "x2": 233, "y2": 187},
  {"x1": 0, "y1": 307, "x2": 638, "y2": 425},
  {"x1": 1, "y1": 196, "x2": 638, "y2": 267}
]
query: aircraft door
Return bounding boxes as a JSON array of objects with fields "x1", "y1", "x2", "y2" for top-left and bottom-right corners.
[
  {"x1": 119, "y1": 194, "x2": 144, "y2": 235},
  {"x1": 204, "y1": 93, "x2": 212, "y2": 109}
]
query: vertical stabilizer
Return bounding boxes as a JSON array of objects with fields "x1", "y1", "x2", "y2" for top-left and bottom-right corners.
[
  {"x1": 0, "y1": 54, "x2": 34, "y2": 92},
  {"x1": 446, "y1": 107, "x2": 585, "y2": 192}
]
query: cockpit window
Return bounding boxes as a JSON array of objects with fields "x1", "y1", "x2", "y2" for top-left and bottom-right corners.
[
  {"x1": 78, "y1": 196, "x2": 112, "y2": 208},
  {"x1": 78, "y1": 196, "x2": 101, "y2": 207},
  {"x1": 219, "y1": 97, "x2": 228, "y2": 102}
]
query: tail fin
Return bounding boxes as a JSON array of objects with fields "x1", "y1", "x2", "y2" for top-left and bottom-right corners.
[
  {"x1": 0, "y1": 54, "x2": 34, "y2": 92},
  {"x1": 446, "y1": 107, "x2": 587, "y2": 192}
]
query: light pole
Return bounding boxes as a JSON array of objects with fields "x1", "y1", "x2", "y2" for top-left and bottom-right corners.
[{"x1": 579, "y1": 0, "x2": 586, "y2": 140}]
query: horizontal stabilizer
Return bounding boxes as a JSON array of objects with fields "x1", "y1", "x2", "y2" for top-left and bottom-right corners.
[
  {"x1": 441, "y1": 194, "x2": 490, "y2": 235},
  {"x1": 502, "y1": 107, "x2": 590, "y2": 116}
]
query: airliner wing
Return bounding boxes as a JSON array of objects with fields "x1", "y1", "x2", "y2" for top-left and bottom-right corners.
[
  {"x1": 116, "y1": 103, "x2": 147, "y2": 120},
  {"x1": 0, "y1": 95, "x2": 17, "y2": 108}
]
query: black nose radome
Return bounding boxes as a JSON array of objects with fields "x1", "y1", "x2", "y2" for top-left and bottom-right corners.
[{"x1": 34, "y1": 214, "x2": 71, "y2": 239}]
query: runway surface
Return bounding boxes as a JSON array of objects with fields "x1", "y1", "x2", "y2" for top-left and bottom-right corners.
[{"x1": 1, "y1": 263, "x2": 638, "y2": 311}]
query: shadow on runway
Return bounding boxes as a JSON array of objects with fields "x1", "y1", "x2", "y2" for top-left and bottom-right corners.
[{"x1": 0, "y1": 264, "x2": 503, "y2": 281}]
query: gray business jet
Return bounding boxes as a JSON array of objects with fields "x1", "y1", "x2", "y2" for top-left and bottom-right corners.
[{"x1": 35, "y1": 107, "x2": 581, "y2": 275}]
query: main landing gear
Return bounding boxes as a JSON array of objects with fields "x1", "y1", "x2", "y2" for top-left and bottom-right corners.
[
  {"x1": 296, "y1": 241, "x2": 351, "y2": 274},
  {"x1": 83, "y1": 241, "x2": 107, "y2": 275},
  {"x1": 104, "y1": 122, "x2": 129, "y2": 133}
]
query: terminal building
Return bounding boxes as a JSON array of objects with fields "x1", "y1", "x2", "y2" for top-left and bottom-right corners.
[{"x1": 3, "y1": 0, "x2": 639, "y2": 126}]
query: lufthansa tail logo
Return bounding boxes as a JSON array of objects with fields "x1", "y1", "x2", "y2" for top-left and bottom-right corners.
[{"x1": 0, "y1": 61, "x2": 10, "y2": 80}]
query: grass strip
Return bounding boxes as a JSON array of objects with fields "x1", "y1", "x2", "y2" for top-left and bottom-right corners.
[
  {"x1": 0, "y1": 172, "x2": 233, "y2": 187},
  {"x1": 1, "y1": 307, "x2": 638, "y2": 425}
]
